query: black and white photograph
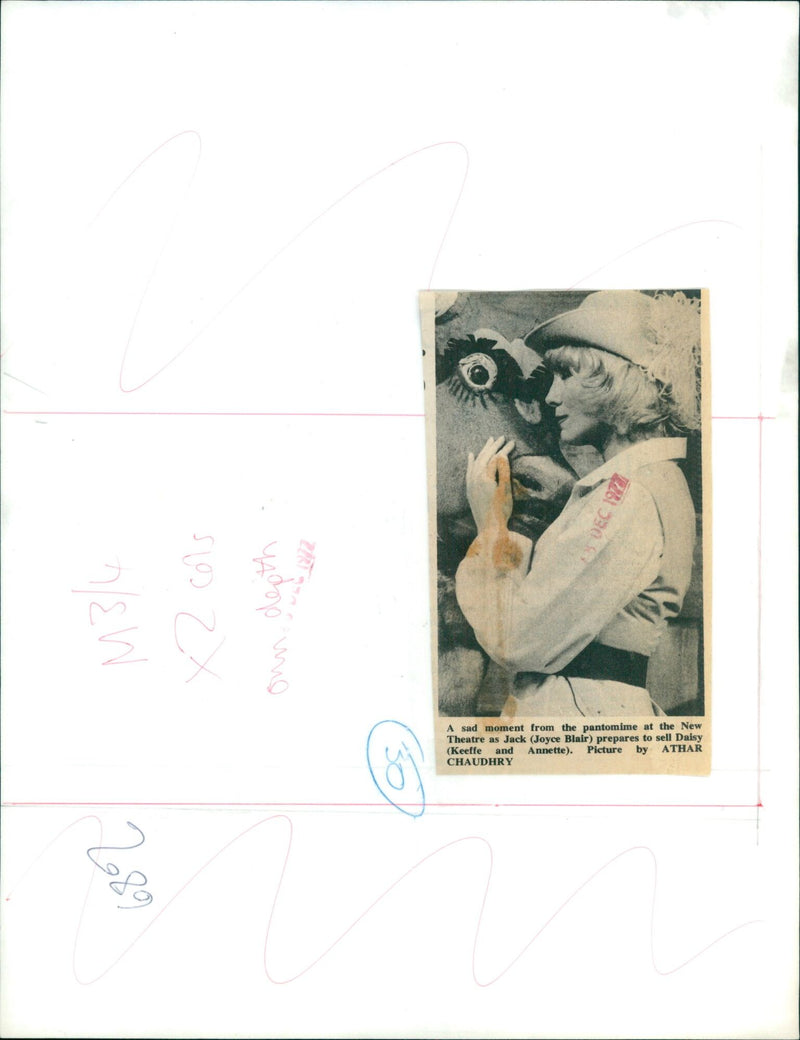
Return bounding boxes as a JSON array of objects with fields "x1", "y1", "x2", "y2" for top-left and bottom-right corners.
[{"x1": 423, "y1": 289, "x2": 710, "y2": 774}]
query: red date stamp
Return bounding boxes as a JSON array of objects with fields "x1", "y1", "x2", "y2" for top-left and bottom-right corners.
[{"x1": 580, "y1": 474, "x2": 630, "y2": 564}]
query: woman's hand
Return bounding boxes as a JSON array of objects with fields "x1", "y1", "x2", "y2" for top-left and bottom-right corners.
[{"x1": 466, "y1": 435, "x2": 515, "y2": 532}]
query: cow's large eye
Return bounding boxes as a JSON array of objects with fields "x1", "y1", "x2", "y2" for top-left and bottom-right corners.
[{"x1": 457, "y1": 352, "x2": 498, "y2": 393}]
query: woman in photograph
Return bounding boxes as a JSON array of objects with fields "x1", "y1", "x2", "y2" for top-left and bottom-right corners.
[{"x1": 454, "y1": 289, "x2": 701, "y2": 717}]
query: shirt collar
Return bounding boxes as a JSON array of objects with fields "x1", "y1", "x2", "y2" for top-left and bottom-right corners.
[{"x1": 575, "y1": 437, "x2": 687, "y2": 490}]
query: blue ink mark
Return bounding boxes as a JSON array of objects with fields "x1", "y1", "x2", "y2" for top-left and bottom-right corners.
[
  {"x1": 87, "y1": 821, "x2": 145, "y2": 874},
  {"x1": 87, "y1": 822, "x2": 153, "y2": 908},
  {"x1": 366, "y1": 721, "x2": 425, "y2": 818}
]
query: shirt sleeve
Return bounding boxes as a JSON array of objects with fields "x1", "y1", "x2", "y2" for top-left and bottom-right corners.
[{"x1": 454, "y1": 480, "x2": 664, "y2": 673}]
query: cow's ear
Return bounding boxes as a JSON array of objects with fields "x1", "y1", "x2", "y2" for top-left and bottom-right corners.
[
  {"x1": 526, "y1": 361, "x2": 555, "y2": 402},
  {"x1": 472, "y1": 328, "x2": 505, "y2": 352},
  {"x1": 511, "y1": 360, "x2": 554, "y2": 405},
  {"x1": 503, "y1": 337, "x2": 545, "y2": 379}
]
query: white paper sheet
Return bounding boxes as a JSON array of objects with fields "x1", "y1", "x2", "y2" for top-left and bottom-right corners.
[{"x1": 2, "y1": 2, "x2": 797, "y2": 1037}]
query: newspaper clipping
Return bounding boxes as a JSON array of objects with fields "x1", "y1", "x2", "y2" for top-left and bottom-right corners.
[{"x1": 421, "y1": 289, "x2": 710, "y2": 776}]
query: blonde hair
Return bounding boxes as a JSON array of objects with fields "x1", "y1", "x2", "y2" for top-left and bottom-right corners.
[
  {"x1": 545, "y1": 344, "x2": 698, "y2": 439},
  {"x1": 545, "y1": 291, "x2": 701, "y2": 440}
]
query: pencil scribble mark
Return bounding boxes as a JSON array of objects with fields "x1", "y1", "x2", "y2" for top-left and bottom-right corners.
[
  {"x1": 3, "y1": 814, "x2": 759, "y2": 988},
  {"x1": 94, "y1": 133, "x2": 468, "y2": 394},
  {"x1": 2, "y1": 371, "x2": 48, "y2": 395},
  {"x1": 569, "y1": 218, "x2": 742, "y2": 289}
]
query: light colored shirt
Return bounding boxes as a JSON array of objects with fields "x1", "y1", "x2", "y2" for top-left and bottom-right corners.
[{"x1": 455, "y1": 438, "x2": 695, "y2": 686}]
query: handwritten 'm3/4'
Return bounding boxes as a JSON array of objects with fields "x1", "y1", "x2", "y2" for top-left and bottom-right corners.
[{"x1": 72, "y1": 558, "x2": 147, "y2": 667}]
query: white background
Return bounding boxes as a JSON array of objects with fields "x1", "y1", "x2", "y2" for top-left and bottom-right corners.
[{"x1": 1, "y1": 2, "x2": 797, "y2": 1037}]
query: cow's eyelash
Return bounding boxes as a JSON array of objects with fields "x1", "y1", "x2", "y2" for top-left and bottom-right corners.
[{"x1": 445, "y1": 376, "x2": 492, "y2": 401}]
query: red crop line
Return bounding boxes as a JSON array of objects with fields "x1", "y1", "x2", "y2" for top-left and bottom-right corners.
[
  {"x1": 4, "y1": 411, "x2": 777, "y2": 420},
  {"x1": 2, "y1": 410, "x2": 426, "y2": 418},
  {"x1": 756, "y1": 412, "x2": 764, "y2": 811},
  {"x1": 2, "y1": 801, "x2": 764, "y2": 809},
  {"x1": 711, "y1": 415, "x2": 776, "y2": 420}
]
